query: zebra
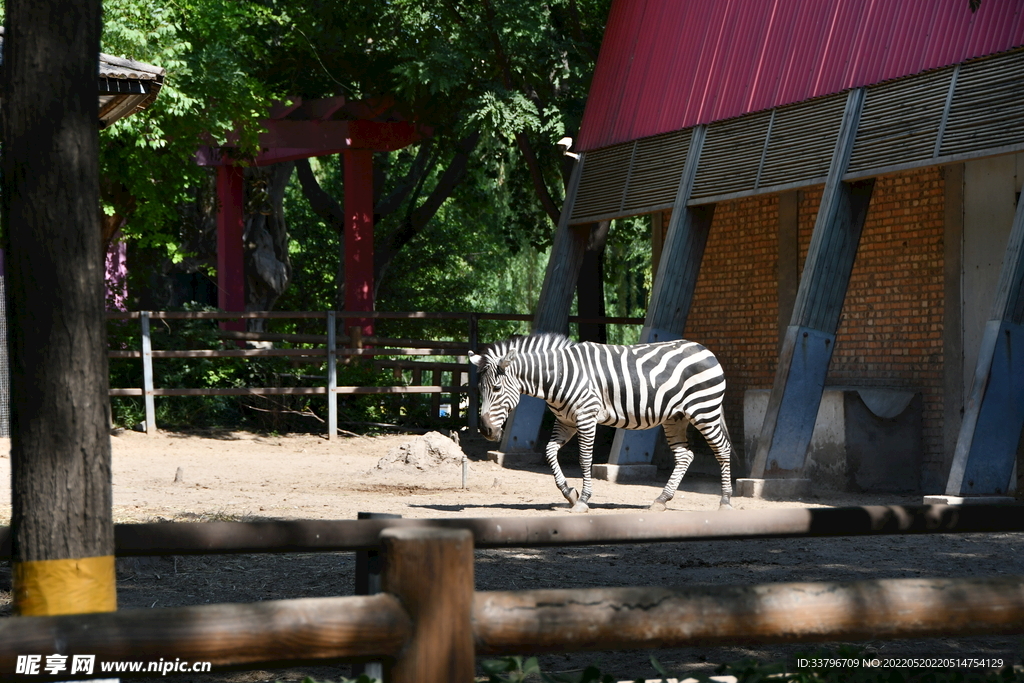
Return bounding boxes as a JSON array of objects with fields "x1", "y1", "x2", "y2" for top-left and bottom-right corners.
[{"x1": 469, "y1": 332, "x2": 733, "y2": 513}]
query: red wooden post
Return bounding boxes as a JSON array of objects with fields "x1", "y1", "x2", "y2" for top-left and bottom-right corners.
[
  {"x1": 217, "y1": 164, "x2": 245, "y2": 332},
  {"x1": 344, "y1": 150, "x2": 374, "y2": 336}
]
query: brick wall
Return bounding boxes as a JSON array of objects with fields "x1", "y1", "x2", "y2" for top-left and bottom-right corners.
[
  {"x1": 662, "y1": 166, "x2": 946, "y2": 481},
  {"x1": 816, "y1": 168, "x2": 946, "y2": 480}
]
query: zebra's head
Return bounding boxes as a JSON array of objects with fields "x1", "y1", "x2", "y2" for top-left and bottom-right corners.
[{"x1": 469, "y1": 344, "x2": 520, "y2": 442}]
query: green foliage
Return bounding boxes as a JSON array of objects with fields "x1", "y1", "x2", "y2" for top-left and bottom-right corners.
[
  {"x1": 603, "y1": 216, "x2": 652, "y2": 345},
  {"x1": 100, "y1": 0, "x2": 284, "y2": 254},
  {"x1": 481, "y1": 656, "x2": 622, "y2": 683}
]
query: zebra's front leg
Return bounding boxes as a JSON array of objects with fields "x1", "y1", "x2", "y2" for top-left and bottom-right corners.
[
  {"x1": 652, "y1": 419, "x2": 694, "y2": 512},
  {"x1": 572, "y1": 418, "x2": 598, "y2": 513},
  {"x1": 545, "y1": 421, "x2": 579, "y2": 506}
]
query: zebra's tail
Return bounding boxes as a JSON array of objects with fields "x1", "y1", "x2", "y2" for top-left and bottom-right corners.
[{"x1": 720, "y1": 410, "x2": 733, "y2": 448}]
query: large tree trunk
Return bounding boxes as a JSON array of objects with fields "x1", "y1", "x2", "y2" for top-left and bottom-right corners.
[
  {"x1": 2, "y1": 0, "x2": 115, "y2": 615},
  {"x1": 244, "y1": 162, "x2": 295, "y2": 332}
]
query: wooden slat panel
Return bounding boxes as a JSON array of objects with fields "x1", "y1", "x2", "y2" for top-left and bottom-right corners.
[
  {"x1": 620, "y1": 129, "x2": 691, "y2": 215},
  {"x1": 570, "y1": 142, "x2": 634, "y2": 222},
  {"x1": 847, "y1": 67, "x2": 953, "y2": 175},
  {"x1": 940, "y1": 50, "x2": 1024, "y2": 157},
  {"x1": 691, "y1": 112, "x2": 770, "y2": 198},
  {"x1": 758, "y1": 94, "x2": 847, "y2": 189}
]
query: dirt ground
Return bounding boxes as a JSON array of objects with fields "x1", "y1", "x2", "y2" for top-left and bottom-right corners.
[{"x1": 1, "y1": 428, "x2": 1023, "y2": 681}]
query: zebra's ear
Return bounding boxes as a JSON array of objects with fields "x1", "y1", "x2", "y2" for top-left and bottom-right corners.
[
  {"x1": 469, "y1": 352, "x2": 483, "y2": 369},
  {"x1": 498, "y1": 349, "x2": 517, "y2": 369}
]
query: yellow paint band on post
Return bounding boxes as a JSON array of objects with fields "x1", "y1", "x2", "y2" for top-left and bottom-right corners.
[{"x1": 13, "y1": 555, "x2": 117, "y2": 616}]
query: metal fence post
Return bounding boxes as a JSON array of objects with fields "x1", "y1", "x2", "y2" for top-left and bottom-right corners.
[
  {"x1": 140, "y1": 311, "x2": 156, "y2": 435},
  {"x1": 354, "y1": 511, "x2": 401, "y2": 682},
  {"x1": 467, "y1": 313, "x2": 479, "y2": 432},
  {"x1": 327, "y1": 311, "x2": 337, "y2": 441}
]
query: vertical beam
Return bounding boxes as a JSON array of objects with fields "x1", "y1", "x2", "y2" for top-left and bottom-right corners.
[
  {"x1": 327, "y1": 310, "x2": 337, "y2": 441},
  {"x1": 651, "y1": 211, "x2": 665, "y2": 278},
  {"x1": 344, "y1": 150, "x2": 374, "y2": 337},
  {"x1": 498, "y1": 156, "x2": 587, "y2": 454},
  {"x1": 216, "y1": 165, "x2": 245, "y2": 332},
  {"x1": 750, "y1": 89, "x2": 871, "y2": 480},
  {"x1": 141, "y1": 311, "x2": 156, "y2": 435},
  {"x1": 468, "y1": 314, "x2": 479, "y2": 432},
  {"x1": 945, "y1": 184, "x2": 1024, "y2": 496},
  {"x1": 604, "y1": 126, "x2": 711, "y2": 473},
  {"x1": 940, "y1": 163, "x2": 965, "y2": 491}
]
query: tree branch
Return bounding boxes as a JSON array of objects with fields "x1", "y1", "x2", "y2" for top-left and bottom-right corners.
[
  {"x1": 375, "y1": 131, "x2": 481, "y2": 289},
  {"x1": 375, "y1": 139, "x2": 434, "y2": 219},
  {"x1": 295, "y1": 157, "x2": 344, "y2": 231},
  {"x1": 515, "y1": 131, "x2": 561, "y2": 222}
]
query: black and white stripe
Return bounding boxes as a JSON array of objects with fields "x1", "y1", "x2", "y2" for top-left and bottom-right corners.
[{"x1": 470, "y1": 333, "x2": 733, "y2": 512}]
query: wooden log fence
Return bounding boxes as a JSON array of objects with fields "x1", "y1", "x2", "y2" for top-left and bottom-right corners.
[
  {"x1": 107, "y1": 310, "x2": 643, "y2": 437},
  {"x1": 1, "y1": 520, "x2": 1023, "y2": 681},
  {"x1": 2, "y1": 503, "x2": 1021, "y2": 558}
]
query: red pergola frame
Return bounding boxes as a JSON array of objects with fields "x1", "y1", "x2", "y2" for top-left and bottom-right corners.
[{"x1": 197, "y1": 96, "x2": 425, "y2": 333}]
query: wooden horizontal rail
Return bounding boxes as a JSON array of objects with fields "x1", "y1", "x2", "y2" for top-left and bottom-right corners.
[
  {"x1": 217, "y1": 331, "x2": 468, "y2": 350},
  {"x1": 473, "y1": 575, "x2": 1024, "y2": 654},
  {"x1": 106, "y1": 310, "x2": 644, "y2": 324},
  {"x1": 338, "y1": 348, "x2": 468, "y2": 356},
  {"x1": 1, "y1": 575, "x2": 1022, "y2": 678},
  {"x1": 335, "y1": 386, "x2": 465, "y2": 395},
  {"x1": 110, "y1": 348, "x2": 467, "y2": 359},
  {"x1": 0, "y1": 593, "x2": 410, "y2": 674},
  {"x1": 150, "y1": 387, "x2": 328, "y2": 396},
  {"x1": 376, "y1": 360, "x2": 467, "y2": 371},
  {"x1": 107, "y1": 386, "x2": 466, "y2": 398},
  {"x1": 218, "y1": 330, "x2": 329, "y2": 344},
  {"x1": 2, "y1": 505, "x2": 1019, "y2": 559},
  {"x1": 151, "y1": 349, "x2": 326, "y2": 359},
  {"x1": 107, "y1": 311, "x2": 330, "y2": 320}
]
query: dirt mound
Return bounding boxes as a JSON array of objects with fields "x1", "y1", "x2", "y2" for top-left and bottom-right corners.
[{"x1": 373, "y1": 431, "x2": 466, "y2": 473}]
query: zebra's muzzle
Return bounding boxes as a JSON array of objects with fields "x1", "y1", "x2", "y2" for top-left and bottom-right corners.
[
  {"x1": 480, "y1": 424, "x2": 502, "y2": 442},
  {"x1": 479, "y1": 415, "x2": 504, "y2": 442}
]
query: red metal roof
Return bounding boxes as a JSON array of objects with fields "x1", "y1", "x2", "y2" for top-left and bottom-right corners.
[{"x1": 578, "y1": 0, "x2": 1024, "y2": 151}]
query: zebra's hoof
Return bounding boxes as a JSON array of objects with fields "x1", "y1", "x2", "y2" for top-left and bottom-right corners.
[
  {"x1": 719, "y1": 500, "x2": 735, "y2": 510},
  {"x1": 649, "y1": 500, "x2": 667, "y2": 512},
  {"x1": 565, "y1": 488, "x2": 580, "y2": 505},
  {"x1": 571, "y1": 501, "x2": 590, "y2": 513}
]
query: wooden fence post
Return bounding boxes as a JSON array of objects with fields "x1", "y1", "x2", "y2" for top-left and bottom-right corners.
[
  {"x1": 141, "y1": 311, "x2": 156, "y2": 434},
  {"x1": 381, "y1": 527, "x2": 474, "y2": 683},
  {"x1": 327, "y1": 311, "x2": 337, "y2": 441}
]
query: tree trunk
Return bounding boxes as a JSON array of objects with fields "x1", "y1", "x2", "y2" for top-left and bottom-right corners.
[
  {"x1": 576, "y1": 221, "x2": 610, "y2": 343},
  {"x1": 2, "y1": 0, "x2": 116, "y2": 615},
  {"x1": 244, "y1": 162, "x2": 295, "y2": 332}
]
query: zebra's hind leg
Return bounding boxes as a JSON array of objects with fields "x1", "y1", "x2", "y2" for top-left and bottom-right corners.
[
  {"x1": 693, "y1": 413, "x2": 734, "y2": 509},
  {"x1": 652, "y1": 419, "x2": 695, "y2": 511},
  {"x1": 546, "y1": 421, "x2": 580, "y2": 506}
]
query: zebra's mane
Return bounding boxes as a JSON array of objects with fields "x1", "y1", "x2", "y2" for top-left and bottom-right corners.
[{"x1": 483, "y1": 332, "x2": 576, "y2": 363}]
